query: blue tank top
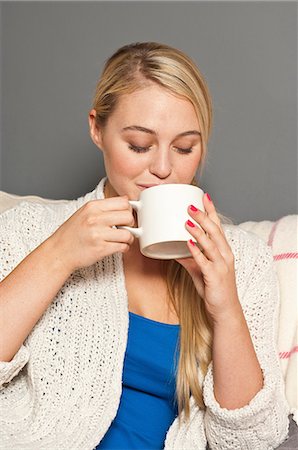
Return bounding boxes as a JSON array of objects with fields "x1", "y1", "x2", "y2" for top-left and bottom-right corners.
[{"x1": 97, "y1": 311, "x2": 180, "y2": 450}]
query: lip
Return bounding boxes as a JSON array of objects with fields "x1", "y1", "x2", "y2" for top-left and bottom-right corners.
[{"x1": 137, "y1": 184, "x2": 162, "y2": 189}]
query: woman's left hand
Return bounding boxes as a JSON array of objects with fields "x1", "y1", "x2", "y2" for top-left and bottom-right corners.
[{"x1": 175, "y1": 193, "x2": 240, "y2": 322}]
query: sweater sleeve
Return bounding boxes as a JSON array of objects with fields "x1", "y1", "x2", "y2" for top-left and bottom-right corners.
[
  {"x1": 202, "y1": 235, "x2": 290, "y2": 449},
  {"x1": 0, "y1": 346, "x2": 30, "y2": 387},
  {"x1": 0, "y1": 204, "x2": 39, "y2": 386}
]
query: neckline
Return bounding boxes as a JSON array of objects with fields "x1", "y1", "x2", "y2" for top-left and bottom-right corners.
[{"x1": 129, "y1": 311, "x2": 180, "y2": 328}]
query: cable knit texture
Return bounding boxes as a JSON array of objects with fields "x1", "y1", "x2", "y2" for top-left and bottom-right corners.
[{"x1": 0, "y1": 178, "x2": 290, "y2": 449}]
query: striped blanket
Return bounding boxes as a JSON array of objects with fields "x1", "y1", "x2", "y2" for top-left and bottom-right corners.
[{"x1": 238, "y1": 215, "x2": 298, "y2": 423}]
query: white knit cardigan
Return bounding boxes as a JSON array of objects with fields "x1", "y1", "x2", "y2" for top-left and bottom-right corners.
[{"x1": 0, "y1": 178, "x2": 290, "y2": 450}]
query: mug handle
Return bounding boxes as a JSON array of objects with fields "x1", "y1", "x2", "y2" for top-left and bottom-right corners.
[{"x1": 116, "y1": 200, "x2": 143, "y2": 238}]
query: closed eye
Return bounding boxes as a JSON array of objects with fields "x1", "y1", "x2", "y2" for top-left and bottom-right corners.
[
  {"x1": 128, "y1": 144, "x2": 150, "y2": 153},
  {"x1": 175, "y1": 147, "x2": 193, "y2": 154},
  {"x1": 128, "y1": 144, "x2": 193, "y2": 154}
]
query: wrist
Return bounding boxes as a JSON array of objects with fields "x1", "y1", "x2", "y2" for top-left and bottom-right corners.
[
  {"x1": 41, "y1": 235, "x2": 74, "y2": 278},
  {"x1": 212, "y1": 300, "x2": 245, "y2": 329}
]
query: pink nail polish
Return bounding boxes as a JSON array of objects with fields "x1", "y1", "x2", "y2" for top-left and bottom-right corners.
[
  {"x1": 190, "y1": 204, "x2": 198, "y2": 212},
  {"x1": 206, "y1": 192, "x2": 212, "y2": 202},
  {"x1": 186, "y1": 219, "x2": 195, "y2": 227},
  {"x1": 189, "y1": 239, "x2": 196, "y2": 246}
]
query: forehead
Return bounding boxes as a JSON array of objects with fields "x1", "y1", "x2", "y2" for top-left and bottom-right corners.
[{"x1": 110, "y1": 84, "x2": 200, "y2": 130}]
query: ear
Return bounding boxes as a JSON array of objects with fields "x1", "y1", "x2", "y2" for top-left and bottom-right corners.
[{"x1": 88, "y1": 109, "x2": 104, "y2": 150}]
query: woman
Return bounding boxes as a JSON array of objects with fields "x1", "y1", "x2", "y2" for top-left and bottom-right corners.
[{"x1": 0, "y1": 42, "x2": 289, "y2": 449}]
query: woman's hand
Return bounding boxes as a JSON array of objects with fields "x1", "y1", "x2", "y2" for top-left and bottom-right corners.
[
  {"x1": 176, "y1": 194, "x2": 265, "y2": 410},
  {"x1": 48, "y1": 196, "x2": 135, "y2": 274},
  {"x1": 175, "y1": 193, "x2": 240, "y2": 322}
]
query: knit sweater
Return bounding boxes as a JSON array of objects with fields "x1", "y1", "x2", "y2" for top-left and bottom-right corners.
[{"x1": 0, "y1": 178, "x2": 290, "y2": 450}]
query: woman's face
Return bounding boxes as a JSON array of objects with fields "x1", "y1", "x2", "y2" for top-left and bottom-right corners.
[{"x1": 89, "y1": 82, "x2": 202, "y2": 200}]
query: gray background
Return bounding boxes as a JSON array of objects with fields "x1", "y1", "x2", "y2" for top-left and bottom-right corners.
[{"x1": 0, "y1": 1, "x2": 297, "y2": 224}]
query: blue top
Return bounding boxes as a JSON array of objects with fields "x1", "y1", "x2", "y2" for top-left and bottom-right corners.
[{"x1": 97, "y1": 311, "x2": 180, "y2": 450}]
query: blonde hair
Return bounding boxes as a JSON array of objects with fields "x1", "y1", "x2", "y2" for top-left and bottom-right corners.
[{"x1": 92, "y1": 42, "x2": 234, "y2": 423}]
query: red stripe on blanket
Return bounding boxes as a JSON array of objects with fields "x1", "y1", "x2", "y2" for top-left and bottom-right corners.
[
  {"x1": 267, "y1": 219, "x2": 280, "y2": 247},
  {"x1": 279, "y1": 346, "x2": 298, "y2": 359},
  {"x1": 274, "y1": 252, "x2": 298, "y2": 261}
]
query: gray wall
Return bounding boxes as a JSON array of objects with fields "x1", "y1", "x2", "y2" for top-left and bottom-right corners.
[{"x1": 0, "y1": 1, "x2": 297, "y2": 224}]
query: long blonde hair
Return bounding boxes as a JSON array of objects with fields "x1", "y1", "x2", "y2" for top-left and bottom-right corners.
[{"x1": 92, "y1": 42, "x2": 234, "y2": 423}]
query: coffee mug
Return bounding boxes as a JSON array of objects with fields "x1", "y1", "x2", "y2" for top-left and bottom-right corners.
[{"x1": 118, "y1": 183, "x2": 205, "y2": 259}]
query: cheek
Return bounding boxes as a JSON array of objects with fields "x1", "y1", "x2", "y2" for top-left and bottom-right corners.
[
  {"x1": 107, "y1": 147, "x2": 144, "y2": 174},
  {"x1": 176, "y1": 154, "x2": 200, "y2": 177}
]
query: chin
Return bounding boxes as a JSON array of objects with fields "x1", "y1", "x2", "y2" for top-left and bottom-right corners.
[
  {"x1": 112, "y1": 181, "x2": 142, "y2": 200},
  {"x1": 129, "y1": 190, "x2": 141, "y2": 201}
]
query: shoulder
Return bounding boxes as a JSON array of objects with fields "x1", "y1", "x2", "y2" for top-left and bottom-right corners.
[
  {"x1": 0, "y1": 200, "x2": 78, "y2": 254},
  {"x1": 0, "y1": 177, "x2": 107, "y2": 242},
  {"x1": 223, "y1": 222, "x2": 273, "y2": 262},
  {"x1": 222, "y1": 224, "x2": 275, "y2": 294},
  {"x1": 1, "y1": 199, "x2": 76, "y2": 226}
]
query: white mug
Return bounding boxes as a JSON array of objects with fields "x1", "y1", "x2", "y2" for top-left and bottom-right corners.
[{"x1": 118, "y1": 183, "x2": 205, "y2": 259}]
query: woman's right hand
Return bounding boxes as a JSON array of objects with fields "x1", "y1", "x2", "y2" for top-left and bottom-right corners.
[{"x1": 48, "y1": 196, "x2": 135, "y2": 274}]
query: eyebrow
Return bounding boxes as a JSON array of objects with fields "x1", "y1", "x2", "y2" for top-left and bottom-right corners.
[{"x1": 121, "y1": 125, "x2": 201, "y2": 137}]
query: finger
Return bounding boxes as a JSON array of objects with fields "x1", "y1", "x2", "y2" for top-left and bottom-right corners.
[
  {"x1": 176, "y1": 254, "x2": 202, "y2": 276},
  {"x1": 103, "y1": 210, "x2": 135, "y2": 227},
  {"x1": 202, "y1": 193, "x2": 224, "y2": 232},
  {"x1": 175, "y1": 255, "x2": 206, "y2": 299},
  {"x1": 105, "y1": 241, "x2": 132, "y2": 255},
  {"x1": 87, "y1": 196, "x2": 133, "y2": 213},
  {"x1": 188, "y1": 205, "x2": 230, "y2": 259},
  {"x1": 187, "y1": 238, "x2": 211, "y2": 274},
  {"x1": 106, "y1": 227, "x2": 135, "y2": 245},
  {"x1": 186, "y1": 220, "x2": 223, "y2": 262}
]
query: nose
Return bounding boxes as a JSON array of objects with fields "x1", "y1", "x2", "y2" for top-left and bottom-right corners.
[{"x1": 149, "y1": 148, "x2": 172, "y2": 179}]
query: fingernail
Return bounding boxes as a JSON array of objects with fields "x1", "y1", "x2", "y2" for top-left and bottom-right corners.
[
  {"x1": 206, "y1": 192, "x2": 212, "y2": 202},
  {"x1": 186, "y1": 219, "x2": 195, "y2": 227},
  {"x1": 189, "y1": 239, "x2": 196, "y2": 246},
  {"x1": 190, "y1": 204, "x2": 198, "y2": 212}
]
